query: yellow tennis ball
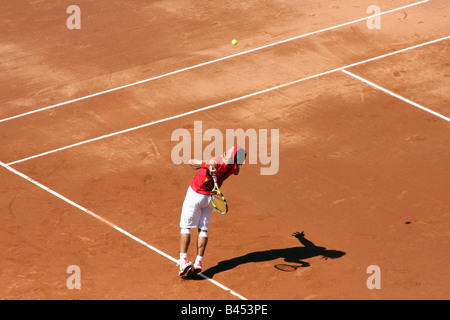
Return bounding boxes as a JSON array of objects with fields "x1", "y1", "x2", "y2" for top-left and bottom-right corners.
[{"x1": 231, "y1": 39, "x2": 238, "y2": 45}]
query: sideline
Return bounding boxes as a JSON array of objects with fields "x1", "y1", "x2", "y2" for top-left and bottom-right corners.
[{"x1": 0, "y1": 160, "x2": 248, "y2": 300}]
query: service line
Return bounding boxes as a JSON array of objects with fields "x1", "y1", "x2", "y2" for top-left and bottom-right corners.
[
  {"x1": 0, "y1": 160, "x2": 248, "y2": 300},
  {"x1": 341, "y1": 70, "x2": 450, "y2": 122},
  {"x1": 6, "y1": 35, "x2": 450, "y2": 166},
  {"x1": 0, "y1": 0, "x2": 430, "y2": 124}
]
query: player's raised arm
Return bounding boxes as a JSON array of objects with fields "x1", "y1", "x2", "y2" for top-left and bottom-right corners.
[
  {"x1": 189, "y1": 159, "x2": 217, "y2": 177},
  {"x1": 188, "y1": 159, "x2": 203, "y2": 170}
]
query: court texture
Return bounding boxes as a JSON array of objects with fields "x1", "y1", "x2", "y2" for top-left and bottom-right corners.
[{"x1": 0, "y1": 0, "x2": 449, "y2": 300}]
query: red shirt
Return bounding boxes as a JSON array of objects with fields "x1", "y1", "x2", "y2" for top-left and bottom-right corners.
[{"x1": 189, "y1": 157, "x2": 236, "y2": 195}]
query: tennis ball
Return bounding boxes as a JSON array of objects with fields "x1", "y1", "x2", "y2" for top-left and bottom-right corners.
[{"x1": 231, "y1": 39, "x2": 238, "y2": 45}]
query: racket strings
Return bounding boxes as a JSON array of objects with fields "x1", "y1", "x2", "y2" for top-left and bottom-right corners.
[{"x1": 212, "y1": 194, "x2": 227, "y2": 213}]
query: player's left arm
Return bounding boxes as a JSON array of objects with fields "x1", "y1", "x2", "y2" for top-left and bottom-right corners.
[
  {"x1": 189, "y1": 159, "x2": 217, "y2": 178},
  {"x1": 189, "y1": 159, "x2": 203, "y2": 170}
]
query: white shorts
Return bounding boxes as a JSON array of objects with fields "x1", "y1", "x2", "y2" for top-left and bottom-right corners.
[{"x1": 179, "y1": 186, "x2": 214, "y2": 230}]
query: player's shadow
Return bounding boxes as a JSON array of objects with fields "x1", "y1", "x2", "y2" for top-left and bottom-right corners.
[{"x1": 199, "y1": 231, "x2": 345, "y2": 279}]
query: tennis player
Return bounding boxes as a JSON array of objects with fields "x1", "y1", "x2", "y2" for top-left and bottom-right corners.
[{"x1": 178, "y1": 146, "x2": 246, "y2": 277}]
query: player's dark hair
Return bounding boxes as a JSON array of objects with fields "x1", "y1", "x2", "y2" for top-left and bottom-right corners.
[{"x1": 235, "y1": 148, "x2": 246, "y2": 165}]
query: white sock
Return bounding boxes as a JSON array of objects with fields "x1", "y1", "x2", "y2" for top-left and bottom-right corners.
[
  {"x1": 180, "y1": 253, "x2": 187, "y2": 260},
  {"x1": 195, "y1": 256, "x2": 203, "y2": 263}
]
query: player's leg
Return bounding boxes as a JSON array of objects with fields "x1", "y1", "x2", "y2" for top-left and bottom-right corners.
[
  {"x1": 197, "y1": 228, "x2": 208, "y2": 257},
  {"x1": 190, "y1": 204, "x2": 213, "y2": 276},
  {"x1": 178, "y1": 187, "x2": 202, "y2": 276},
  {"x1": 178, "y1": 228, "x2": 192, "y2": 276},
  {"x1": 179, "y1": 229, "x2": 191, "y2": 258},
  {"x1": 189, "y1": 229, "x2": 207, "y2": 277}
]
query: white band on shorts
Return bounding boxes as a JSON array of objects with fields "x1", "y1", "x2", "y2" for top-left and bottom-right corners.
[{"x1": 199, "y1": 230, "x2": 208, "y2": 238}]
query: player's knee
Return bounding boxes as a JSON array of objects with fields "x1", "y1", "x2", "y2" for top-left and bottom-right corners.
[{"x1": 180, "y1": 228, "x2": 191, "y2": 235}]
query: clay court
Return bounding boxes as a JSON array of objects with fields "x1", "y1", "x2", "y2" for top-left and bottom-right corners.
[{"x1": 1, "y1": 0, "x2": 449, "y2": 300}]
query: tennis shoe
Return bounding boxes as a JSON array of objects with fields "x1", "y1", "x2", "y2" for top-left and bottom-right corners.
[
  {"x1": 189, "y1": 260, "x2": 202, "y2": 277},
  {"x1": 178, "y1": 258, "x2": 192, "y2": 277}
]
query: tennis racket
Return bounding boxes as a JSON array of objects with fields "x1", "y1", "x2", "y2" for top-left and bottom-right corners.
[
  {"x1": 274, "y1": 264, "x2": 304, "y2": 272},
  {"x1": 210, "y1": 176, "x2": 228, "y2": 214}
]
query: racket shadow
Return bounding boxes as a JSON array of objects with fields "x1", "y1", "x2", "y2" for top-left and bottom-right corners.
[{"x1": 199, "y1": 231, "x2": 345, "y2": 279}]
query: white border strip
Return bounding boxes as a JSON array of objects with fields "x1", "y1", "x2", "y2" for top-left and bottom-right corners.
[
  {"x1": 341, "y1": 70, "x2": 450, "y2": 122},
  {"x1": 0, "y1": 160, "x2": 248, "y2": 300},
  {"x1": 7, "y1": 35, "x2": 449, "y2": 166},
  {"x1": 0, "y1": 0, "x2": 430, "y2": 124}
]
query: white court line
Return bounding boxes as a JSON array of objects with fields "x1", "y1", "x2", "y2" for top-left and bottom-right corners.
[
  {"x1": 0, "y1": 0, "x2": 430, "y2": 124},
  {"x1": 7, "y1": 35, "x2": 450, "y2": 166},
  {"x1": 341, "y1": 70, "x2": 450, "y2": 122},
  {"x1": 0, "y1": 160, "x2": 248, "y2": 300}
]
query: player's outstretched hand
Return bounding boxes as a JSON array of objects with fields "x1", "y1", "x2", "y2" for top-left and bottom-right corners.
[{"x1": 292, "y1": 231, "x2": 305, "y2": 239}]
